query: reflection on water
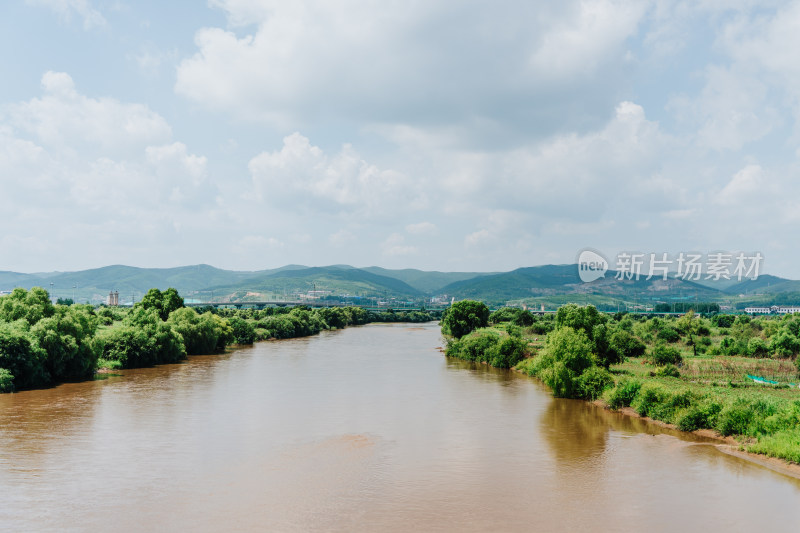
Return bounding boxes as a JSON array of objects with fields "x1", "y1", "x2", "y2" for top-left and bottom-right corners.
[
  {"x1": 1, "y1": 322, "x2": 799, "y2": 532},
  {"x1": 540, "y1": 398, "x2": 609, "y2": 465}
]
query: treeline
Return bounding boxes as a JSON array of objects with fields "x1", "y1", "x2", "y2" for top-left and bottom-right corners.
[
  {"x1": 0, "y1": 287, "x2": 436, "y2": 393},
  {"x1": 653, "y1": 302, "x2": 720, "y2": 313}
]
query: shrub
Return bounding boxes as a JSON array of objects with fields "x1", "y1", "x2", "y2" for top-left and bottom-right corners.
[
  {"x1": 489, "y1": 336, "x2": 528, "y2": 368},
  {"x1": 607, "y1": 378, "x2": 642, "y2": 409},
  {"x1": 0, "y1": 321, "x2": 49, "y2": 389},
  {"x1": 228, "y1": 316, "x2": 256, "y2": 344},
  {"x1": 505, "y1": 324, "x2": 523, "y2": 338},
  {"x1": 610, "y1": 329, "x2": 646, "y2": 358},
  {"x1": 747, "y1": 337, "x2": 770, "y2": 358},
  {"x1": 99, "y1": 320, "x2": 186, "y2": 369},
  {"x1": 528, "y1": 327, "x2": 596, "y2": 398},
  {"x1": 655, "y1": 364, "x2": 681, "y2": 378},
  {"x1": 446, "y1": 331, "x2": 500, "y2": 363},
  {"x1": 712, "y1": 314, "x2": 735, "y2": 328},
  {"x1": 650, "y1": 343, "x2": 682, "y2": 366},
  {"x1": 577, "y1": 366, "x2": 613, "y2": 400},
  {"x1": 770, "y1": 331, "x2": 800, "y2": 357},
  {"x1": 0, "y1": 368, "x2": 14, "y2": 393},
  {"x1": 677, "y1": 400, "x2": 722, "y2": 431},
  {"x1": 529, "y1": 322, "x2": 553, "y2": 335},
  {"x1": 592, "y1": 323, "x2": 622, "y2": 369},
  {"x1": 631, "y1": 383, "x2": 668, "y2": 418},
  {"x1": 716, "y1": 400, "x2": 755, "y2": 436},
  {"x1": 168, "y1": 308, "x2": 230, "y2": 354},
  {"x1": 657, "y1": 327, "x2": 681, "y2": 343}
]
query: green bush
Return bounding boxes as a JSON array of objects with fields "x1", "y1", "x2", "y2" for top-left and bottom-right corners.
[
  {"x1": 577, "y1": 366, "x2": 613, "y2": 400},
  {"x1": 770, "y1": 331, "x2": 800, "y2": 357},
  {"x1": 747, "y1": 337, "x2": 770, "y2": 358},
  {"x1": 657, "y1": 327, "x2": 681, "y2": 343},
  {"x1": 99, "y1": 313, "x2": 186, "y2": 368},
  {"x1": 228, "y1": 316, "x2": 256, "y2": 344},
  {"x1": 716, "y1": 400, "x2": 755, "y2": 436},
  {"x1": 489, "y1": 336, "x2": 528, "y2": 368},
  {"x1": 607, "y1": 378, "x2": 642, "y2": 409},
  {"x1": 0, "y1": 368, "x2": 14, "y2": 393},
  {"x1": 0, "y1": 321, "x2": 49, "y2": 389},
  {"x1": 655, "y1": 364, "x2": 681, "y2": 378},
  {"x1": 609, "y1": 329, "x2": 646, "y2": 358},
  {"x1": 650, "y1": 343, "x2": 682, "y2": 366},
  {"x1": 168, "y1": 308, "x2": 230, "y2": 354},
  {"x1": 631, "y1": 383, "x2": 668, "y2": 418},
  {"x1": 676, "y1": 400, "x2": 722, "y2": 431},
  {"x1": 527, "y1": 326, "x2": 596, "y2": 398}
]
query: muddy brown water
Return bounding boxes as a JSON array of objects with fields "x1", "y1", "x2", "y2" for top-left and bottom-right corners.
[{"x1": 1, "y1": 322, "x2": 799, "y2": 532}]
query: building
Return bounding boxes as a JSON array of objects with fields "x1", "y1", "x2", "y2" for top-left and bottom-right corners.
[
  {"x1": 107, "y1": 291, "x2": 119, "y2": 306},
  {"x1": 744, "y1": 305, "x2": 800, "y2": 315}
]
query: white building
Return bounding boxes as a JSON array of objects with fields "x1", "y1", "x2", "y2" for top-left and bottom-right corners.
[{"x1": 744, "y1": 307, "x2": 771, "y2": 314}]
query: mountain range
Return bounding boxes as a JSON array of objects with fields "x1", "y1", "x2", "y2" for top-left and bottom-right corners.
[{"x1": 1, "y1": 263, "x2": 798, "y2": 308}]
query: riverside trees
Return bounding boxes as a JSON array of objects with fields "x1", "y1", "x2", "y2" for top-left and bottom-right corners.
[{"x1": 0, "y1": 287, "x2": 437, "y2": 392}]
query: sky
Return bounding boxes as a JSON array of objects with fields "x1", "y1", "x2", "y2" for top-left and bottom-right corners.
[{"x1": 1, "y1": 0, "x2": 799, "y2": 276}]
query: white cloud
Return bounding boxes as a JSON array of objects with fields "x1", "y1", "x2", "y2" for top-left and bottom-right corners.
[
  {"x1": 669, "y1": 65, "x2": 780, "y2": 151},
  {"x1": 529, "y1": 0, "x2": 645, "y2": 79},
  {"x1": 381, "y1": 233, "x2": 417, "y2": 257},
  {"x1": 0, "y1": 71, "x2": 222, "y2": 270},
  {"x1": 6, "y1": 72, "x2": 172, "y2": 159},
  {"x1": 248, "y1": 132, "x2": 423, "y2": 216},
  {"x1": 26, "y1": 0, "x2": 107, "y2": 30},
  {"x1": 405, "y1": 222, "x2": 437, "y2": 235},
  {"x1": 465, "y1": 229, "x2": 491, "y2": 247},
  {"x1": 176, "y1": 0, "x2": 646, "y2": 141},
  {"x1": 328, "y1": 229, "x2": 356, "y2": 247}
]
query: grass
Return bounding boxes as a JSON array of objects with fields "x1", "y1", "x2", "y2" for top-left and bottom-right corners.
[
  {"x1": 517, "y1": 327, "x2": 800, "y2": 464},
  {"x1": 96, "y1": 358, "x2": 123, "y2": 371},
  {"x1": 599, "y1": 355, "x2": 800, "y2": 463}
]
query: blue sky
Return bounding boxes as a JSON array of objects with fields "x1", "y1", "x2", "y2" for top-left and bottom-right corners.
[{"x1": 1, "y1": 1, "x2": 799, "y2": 276}]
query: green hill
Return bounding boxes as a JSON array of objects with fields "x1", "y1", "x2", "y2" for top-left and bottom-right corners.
[
  {"x1": 439, "y1": 264, "x2": 725, "y2": 305},
  {"x1": 723, "y1": 275, "x2": 800, "y2": 295},
  {"x1": 361, "y1": 266, "x2": 490, "y2": 293},
  {"x1": 207, "y1": 266, "x2": 422, "y2": 300}
]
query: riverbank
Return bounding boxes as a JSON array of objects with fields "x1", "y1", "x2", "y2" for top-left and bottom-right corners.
[
  {"x1": 596, "y1": 401, "x2": 800, "y2": 480},
  {"x1": 442, "y1": 302, "x2": 800, "y2": 471},
  {"x1": 0, "y1": 287, "x2": 439, "y2": 393}
]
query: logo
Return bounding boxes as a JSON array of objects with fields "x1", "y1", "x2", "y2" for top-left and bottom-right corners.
[{"x1": 577, "y1": 249, "x2": 608, "y2": 283}]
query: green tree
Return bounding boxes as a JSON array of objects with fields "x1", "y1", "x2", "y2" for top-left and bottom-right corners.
[
  {"x1": 529, "y1": 326, "x2": 596, "y2": 398},
  {"x1": 167, "y1": 308, "x2": 230, "y2": 354},
  {"x1": 137, "y1": 288, "x2": 185, "y2": 321},
  {"x1": 441, "y1": 300, "x2": 490, "y2": 339},
  {"x1": 0, "y1": 287, "x2": 56, "y2": 325},
  {"x1": 0, "y1": 321, "x2": 49, "y2": 389}
]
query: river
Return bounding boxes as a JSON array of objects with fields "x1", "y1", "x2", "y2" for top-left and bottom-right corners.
[{"x1": 1, "y1": 322, "x2": 799, "y2": 532}]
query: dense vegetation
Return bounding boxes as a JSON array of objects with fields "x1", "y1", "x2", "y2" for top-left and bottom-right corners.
[
  {"x1": 442, "y1": 302, "x2": 800, "y2": 464},
  {"x1": 0, "y1": 287, "x2": 437, "y2": 392}
]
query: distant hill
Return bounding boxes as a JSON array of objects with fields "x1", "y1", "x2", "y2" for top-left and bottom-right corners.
[
  {"x1": 361, "y1": 266, "x2": 490, "y2": 293},
  {"x1": 0, "y1": 264, "x2": 276, "y2": 303},
  {"x1": 723, "y1": 275, "x2": 800, "y2": 295},
  {"x1": 1, "y1": 262, "x2": 797, "y2": 306},
  {"x1": 439, "y1": 264, "x2": 725, "y2": 305},
  {"x1": 207, "y1": 265, "x2": 422, "y2": 299},
  {"x1": 0, "y1": 271, "x2": 39, "y2": 288}
]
